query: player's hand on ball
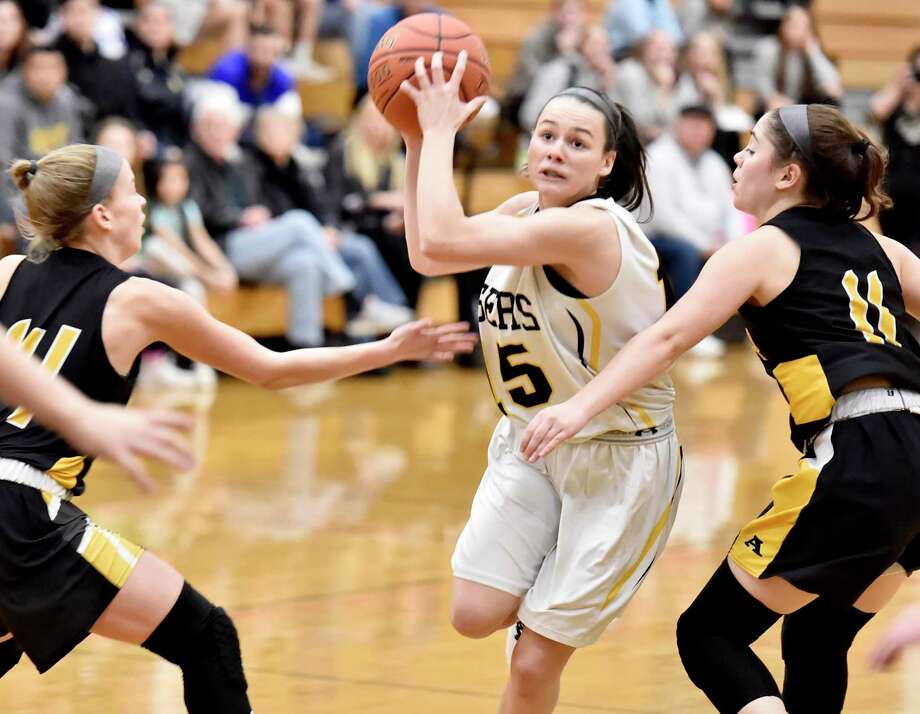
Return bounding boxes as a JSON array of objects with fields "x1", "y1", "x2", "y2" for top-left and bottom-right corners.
[
  {"x1": 520, "y1": 400, "x2": 588, "y2": 462},
  {"x1": 387, "y1": 318, "x2": 478, "y2": 362},
  {"x1": 869, "y1": 605, "x2": 920, "y2": 670},
  {"x1": 400, "y1": 51, "x2": 488, "y2": 134}
]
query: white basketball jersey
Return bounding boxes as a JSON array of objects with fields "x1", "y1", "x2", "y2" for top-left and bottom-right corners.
[{"x1": 479, "y1": 196, "x2": 675, "y2": 439}]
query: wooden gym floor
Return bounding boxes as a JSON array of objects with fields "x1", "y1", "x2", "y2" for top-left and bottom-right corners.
[{"x1": 5, "y1": 349, "x2": 920, "y2": 713}]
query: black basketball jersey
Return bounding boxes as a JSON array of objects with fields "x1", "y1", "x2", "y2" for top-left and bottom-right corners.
[
  {"x1": 0, "y1": 247, "x2": 138, "y2": 495},
  {"x1": 739, "y1": 206, "x2": 920, "y2": 451}
]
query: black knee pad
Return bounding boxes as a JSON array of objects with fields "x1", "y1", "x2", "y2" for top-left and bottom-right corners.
[
  {"x1": 143, "y1": 582, "x2": 251, "y2": 714},
  {"x1": 0, "y1": 638, "x2": 23, "y2": 678},
  {"x1": 676, "y1": 560, "x2": 782, "y2": 714},
  {"x1": 781, "y1": 599, "x2": 874, "y2": 714}
]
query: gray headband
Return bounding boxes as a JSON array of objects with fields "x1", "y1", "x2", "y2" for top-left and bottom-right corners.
[
  {"x1": 777, "y1": 104, "x2": 815, "y2": 167},
  {"x1": 87, "y1": 145, "x2": 123, "y2": 205}
]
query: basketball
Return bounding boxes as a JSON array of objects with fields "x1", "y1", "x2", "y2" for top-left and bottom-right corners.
[{"x1": 367, "y1": 13, "x2": 492, "y2": 135}]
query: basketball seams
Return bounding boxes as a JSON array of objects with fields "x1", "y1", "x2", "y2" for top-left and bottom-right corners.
[{"x1": 368, "y1": 50, "x2": 490, "y2": 73}]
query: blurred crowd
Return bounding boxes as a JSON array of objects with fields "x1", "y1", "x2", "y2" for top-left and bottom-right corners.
[{"x1": 0, "y1": 0, "x2": 918, "y2": 377}]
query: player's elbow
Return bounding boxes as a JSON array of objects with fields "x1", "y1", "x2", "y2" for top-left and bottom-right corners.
[{"x1": 408, "y1": 252, "x2": 443, "y2": 277}]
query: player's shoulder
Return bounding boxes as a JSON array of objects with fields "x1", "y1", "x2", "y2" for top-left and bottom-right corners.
[{"x1": 493, "y1": 191, "x2": 539, "y2": 216}]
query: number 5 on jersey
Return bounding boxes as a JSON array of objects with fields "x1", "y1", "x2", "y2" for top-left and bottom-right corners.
[
  {"x1": 5, "y1": 320, "x2": 82, "y2": 428},
  {"x1": 497, "y1": 344, "x2": 553, "y2": 408}
]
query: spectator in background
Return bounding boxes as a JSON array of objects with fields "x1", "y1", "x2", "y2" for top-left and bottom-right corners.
[
  {"x1": 185, "y1": 86, "x2": 356, "y2": 348},
  {"x1": 519, "y1": 25, "x2": 617, "y2": 131},
  {"x1": 125, "y1": 1, "x2": 189, "y2": 148},
  {"x1": 326, "y1": 97, "x2": 422, "y2": 310},
  {"x1": 251, "y1": 0, "x2": 334, "y2": 81},
  {"x1": 354, "y1": 0, "x2": 437, "y2": 99},
  {"x1": 676, "y1": 0, "x2": 732, "y2": 40},
  {"x1": 245, "y1": 107, "x2": 414, "y2": 337},
  {"x1": 55, "y1": 0, "x2": 139, "y2": 124},
  {"x1": 155, "y1": 0, "x2": 249, "y2": 50},
  {"x1": 209, "y1": 22, "x2": 302, "y2": 116},
  {"x1": 751, "y1": 5, "x2": 841, "y2": 111},
  {"x1": 0, "y1": 0, "x2": 27, "y2": 79},
  {"x1": 503, "y1": 0, "x2": 585, "y2": 130},
  {"x1": 674, "y1": 31, "x2": 753, "y2": 165},
  {"x1": 46, "y1": 0, "x2": 128, "y2": 60},
  {"x1": 93, "y1": 116, "x2": 155, "y2": 197},
  {"x1": 614, "y1": 30, "x2": 679, "y2": 142},
  {"x1": 141, "y1": 150, "x2": 238, "y2": 388},
  {"x1": 872, "y1": 47, "x2": 920, "y2": 255},
  {"x1": 603, "y1": 0, "x2": 683, "y2": 59},
  {"x1": 643, "y1": 105, "x2": 743, "y2": 355},
  {"x1": 0, "y1": 43, "x2": 86, "y2": 252}
]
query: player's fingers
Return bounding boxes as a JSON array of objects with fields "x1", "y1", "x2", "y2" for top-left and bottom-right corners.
[
  {"x1": 868, "y1": 643, "x2": 898, "y2": 670},
  {"x1": 400, "y1": 79, "x2": 422, "y2": 103},
  {"x1": 520, "y1": 422, "x2": 536, "y2": 456},
  {"x1": 141, "y1": 428, "x2": 195, "y2": 472},
  {"x1": 538, "y1": 430, "x2": 567, "y2": 459},
  {"x1": 523, "y1": 419, "x2": 551, "y2": 460},
  {"x1": 431, "y1": 51, "x2": 446, "y2": 85},
  {"x1": 434, "y1": 321, "x2": 471, "y2": 334},
  {"x1": 118, "y1": 453, "x2": 156, "y2": 494},
  {"x1": 415, "y1": 56, "x2": 431, "y2": 90},
  {"x1": 145, "y1": 409, "x2": 195, "y2": 433},
  {"x1": 449, "y1": 50, "x2": 467, "y2": 90},
  {"x1": 463, "y1": 94, "x2": 488, "y2": 122}
]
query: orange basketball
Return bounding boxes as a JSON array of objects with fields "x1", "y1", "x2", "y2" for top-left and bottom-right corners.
[{"x1": 368, "y1": 13, "x2": 491, "y2": 136}]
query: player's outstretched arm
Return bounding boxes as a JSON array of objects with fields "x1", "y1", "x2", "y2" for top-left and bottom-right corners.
[
  {"x1": 0, "y1": 338, "x2": 193, "y2": 491},
  {"x1": 118, "y1": 279, "x2": 477, "y2": 390},
  {"x1": 520, "y1": 231, "x2": 775, "y2": 461},
  {"x1": 869, "y1": 605, "x2": 920, "y2": 670}
]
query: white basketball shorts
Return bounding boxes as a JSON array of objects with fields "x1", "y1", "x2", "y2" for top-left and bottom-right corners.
[{"x1": 452, "y1": 415, "x2": 683, "y2": 648}]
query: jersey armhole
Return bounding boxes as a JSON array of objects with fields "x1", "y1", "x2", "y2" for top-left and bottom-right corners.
[
  {"x1": 855, "y1": 222, "x2": 901, "y2": 284},
  {"x1": 749, "y1": 222, "x2": 807, "y2": 311}
]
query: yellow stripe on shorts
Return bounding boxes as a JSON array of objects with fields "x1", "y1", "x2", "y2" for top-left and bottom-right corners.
[
  {"x1": 730, "y1": 426, "x2": 835, "y2": 578},
  {"x1": 604, "y1": 447, "x2": 682, "y2": 607},
  {"x1": 76, "y1": 520, "x2": 144, "y2": 588}
]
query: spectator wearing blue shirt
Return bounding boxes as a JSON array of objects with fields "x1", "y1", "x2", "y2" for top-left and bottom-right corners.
[
  {"x1": 603, "y1": 0, "x2": 683, "y2": 58},
  {"x1": 209, "y1": 22, "x2": 302, "y2": 115}
]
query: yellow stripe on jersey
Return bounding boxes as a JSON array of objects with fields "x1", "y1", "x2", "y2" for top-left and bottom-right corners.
[
  {"x1": 730, "y1": 427, "x2": 835, "y2": 577},
  {"x1": 772, "y1": 354, "x2": 836, "y2": 425},
  {"x1": 40, "y1": 490, "x2": 63, "y2": 520},
  {"x1": 622, "y1": 401, "x2": 655, "y2": 429},
  {"x1": 46, "y1": 455, "x2": 86, "y2": 491},
  {"x1": 576, "y1": 299, "x2": 601, "y2": 372},
  {"x1": 76, "y1": 521, "x2": 143, "y2": 588},
  {"x1": 603, "y1": 447, "x2": 682, "y2": 607},
  {"x1": 842, "y1": 271, "x2": 884, "y2": 345}
]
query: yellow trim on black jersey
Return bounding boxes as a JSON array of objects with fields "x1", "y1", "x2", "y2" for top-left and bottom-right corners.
[
  {"x1": 772, "y1": 354, "x2": 836, "y2": 425},
  {"x1": 46, "y1": 455, "x2": 86, "y2": 491}
]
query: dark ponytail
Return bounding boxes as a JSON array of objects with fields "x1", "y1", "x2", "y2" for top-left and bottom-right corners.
[
  {"x1": 551, "y1": 87, "x2": 652, "y2": 214},
  {"x1": 766, "y1": 104, "x2": 892, "y2": 220}
]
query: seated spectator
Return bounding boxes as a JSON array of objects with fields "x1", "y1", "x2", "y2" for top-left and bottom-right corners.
[
  {"x1": 54, "y1": 0, "x2": 140, "y2": 124},
  {"x1": 251, "y1": 0, "x2": 334, "y2": 81},
  {"x1": 354, "y1": 0, "x2": 437, "y2": 99},
  {"x1": 751, "y1": 5, "x2": 841, "y2": 111},
  {"x1": 0, "y1": 43, "x2": 86, "y2": 252},
  {"x1": 125, "y1": 1, "x2": 189, "y2": 148},
  {"x1": 209, "y1": 21, "x2": 302, "y2": 116},
  {"x1": 0, "y1": 0, "x2": 27, "y2": 79},
  {"x1": 46, "y1": 0, "x2": 128, "y2": 60},
  {"x1": 503, "y1": 0, "x2": 585, "y2": 130},
  {"x1": 676, "y1": 0, "x2": 732, "y2": 40},
  {"x1": 614, "y1": 30, "x2": 679, "y2": 142},
  {"x1": 872, "y1": 47, "x2": 920, "y2": 255},
  {"x1": 674, "y1": 31, "x2": 753, "y2": 165},
  {"x1": 143, "y1": 150, "x2": 239, "y2": 388},
  {"x1": 155, "y1": 0, "x2": 249, "y2": 50},
  {"x1": 519, "y1": 24, "x2": 617, "y2": 131},
  {"x1": 642, "y1": 105, "x2": 744, "y2": 355},
  {"x1": 327, "y1": 98, "x2": 426, "y2": 311},
  {"x1": 603, "y1": 0, "x2": 683, "y2": 59},
  {"x1": 185, "y1": 86, "x2": 356, "y2": 348},
  {"x1": 246, "y1": 106, "x2": 414, "y2": 336}
]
